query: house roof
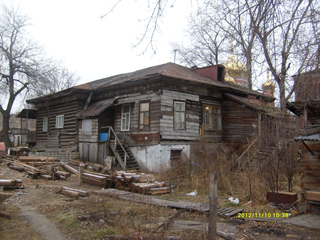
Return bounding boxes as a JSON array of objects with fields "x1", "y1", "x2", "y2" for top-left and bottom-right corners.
[
  {"x1": 287, "y1": 100, "x2": 320, "y2": 116},
  {"x1": 16, "y1": 109, "x2": 37, "y2": 119},
  {"x1": 75, "y1": 62, "x2": 227, "y2": 90},
  {"x1": 79, "y1": 62, "x2": 272, "y2": 98},
  {"x1": 28, "y1": 62, "x2": 274, "y2": 103},
  {"x1": 76, "y1": 98, "x2": 116, "y2": 119},
  {"x1": 225, "y1": 93, "x2": 281, "y2": 116}
]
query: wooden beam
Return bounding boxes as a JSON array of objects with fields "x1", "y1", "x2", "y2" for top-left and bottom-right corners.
[
  {"x1": 302, "y1": 141, "x2": 314, "y2": 155},
  {"x1": 208, "y1": 173, "x2": 218, "y2": 240}
]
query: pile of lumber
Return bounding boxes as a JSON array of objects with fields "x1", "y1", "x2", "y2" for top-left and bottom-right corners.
[
  {"x1": 107, "y1": 171, "x2": 171, "y2": 195},
  {"x1": 59, "y1": 160, "x2": 171, "y2": 195},
  {"x1": 81, "y1": 172, "x2": 112, "y2": 187},
  {"x1": 2, "y1": 155, "x2": 70, "y2": 180},
  {"x1": 59, "y1": 160, "x2": 112, "y2": 187}
]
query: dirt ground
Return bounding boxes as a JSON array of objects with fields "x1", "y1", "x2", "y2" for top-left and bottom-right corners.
[{"x1": 1, "y1": 160, "x2": 320, "y2": 240}]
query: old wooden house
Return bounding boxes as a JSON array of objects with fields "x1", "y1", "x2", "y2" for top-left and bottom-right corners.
[
  {"x1": 27, "y1": 63, "x2": 275, "y2": 172},
  {"x1": 287, "y1": 69, "x2": 320, "y2": 213}
]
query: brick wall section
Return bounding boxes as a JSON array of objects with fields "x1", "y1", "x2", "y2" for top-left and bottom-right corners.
[{"x1": 29, "y1": 151, "x2": 79, "y2": 162}]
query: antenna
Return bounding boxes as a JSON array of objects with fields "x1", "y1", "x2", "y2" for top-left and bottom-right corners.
[{"x1": 173, "y1": 49, "x2": 177, "y2": 63}]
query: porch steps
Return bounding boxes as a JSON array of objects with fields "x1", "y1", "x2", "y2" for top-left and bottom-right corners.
[
  {"x1": 101, "y1": 126, "x2": 140, "y2": 171},
  {"x1": 114, "y1": 144, "x2": 139, "y2": 171}
]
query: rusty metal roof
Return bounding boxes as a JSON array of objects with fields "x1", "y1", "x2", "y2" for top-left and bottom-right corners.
[
  {"x1": 29, "y1": 62, "x2": 273, "y2": 103},
  {"x1": 76, "y1": 98, "x2": 116, "y2": 118},
  {"x1": 74, "y1": 62, "x2": 226, "y2": 90},
  {"x1": 74, "y1": 62, "x2": 272, "y2": 99}
]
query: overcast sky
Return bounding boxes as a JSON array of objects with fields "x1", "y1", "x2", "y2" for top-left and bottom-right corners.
[{"x1": 1, "y1": 0, "x2": 193, "y2": 85}]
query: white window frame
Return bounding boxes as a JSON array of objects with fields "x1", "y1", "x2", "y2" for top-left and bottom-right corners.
[
  {"x1": 121, "y1": 104, "x2": 131, "y2": 131},
  {"x1": 43, "y1": 117, "x2": 48, "y2": 132},
  {"x1": 82, "y1": 119, "x2": 92, "y2": 132},
  {"x1": 174, "y1": 101, "x2": 186, "y2": 130},
  {"x1": 55, "y1": 115, "x2": 64, "y2": 129}
]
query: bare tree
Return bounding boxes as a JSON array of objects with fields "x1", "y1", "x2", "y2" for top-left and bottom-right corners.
[
  {"x1": 173, "y1": 0, "x2": 259, "y2": 90},
  {"x1": 0, "y1": 6, "x2": 77, "y2": 147},
  {"x1": 172, "y1": 10, "x2": 228, "y2": 67},
  {"x1": 247, "y1": 0, "x2": 320, "y2": 111},
  {"x1": 28, "y1": 66, "x2": 78, "y2": 98}
]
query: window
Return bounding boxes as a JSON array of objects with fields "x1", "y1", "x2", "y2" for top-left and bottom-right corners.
[
  {"x1": 43, "y1": 117, "x2": 48, "y2": 132},
  {"x1": 174, "y1": 101, "x2": 185, "y2": 129},
  {"x1": 203, "y1": 104, "x2": 221, "y2": 130},
  {"x1": 82, "y1": 119, "x2": 92, "y2": 132},
  {"x1": 139, "y1": 102, "x2": 150, "y2": 130},
  {"x1": 170, "y1": 149, "x2": 182, "y2": 168},
  {"x1": 55, "y1": 115, "x2": 64, "y2": 128},
  {"x1": 121, "y1": 104, "x2": 130, "y2": 131}
]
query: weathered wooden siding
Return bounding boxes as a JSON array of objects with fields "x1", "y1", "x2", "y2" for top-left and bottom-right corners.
[
  {"x1": 301, "y1": 143, "x2": 320, "y2": 200},
  {"x1": 79, "y1": 119, "x2": 99, "y2": 142},
  {"x1": 113, "y1": 92, "x2": 161, "y2": 145},
  {"x1": 78, "y1": 118, "x2": 99, "y2": 163},
  {"x1": 222, "y1": 98, "x2": 258, "y2": 144},
  {"x1": 199, "y1": 96, "x2": 222, "y2": 142},
  {"x1": 35, "y1": 100, "x2": 80, "y2": 149},
  {"x1": 160, "y1": 90, "x2": 200, "y2": 141}
]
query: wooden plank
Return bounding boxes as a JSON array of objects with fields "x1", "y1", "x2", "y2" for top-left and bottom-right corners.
[
  {"x1": 148, "y1": 187, "x2": 171, "y2": 195},
  {"x1": 209, "y1": 173, "x2": 218, "y2": 240}
]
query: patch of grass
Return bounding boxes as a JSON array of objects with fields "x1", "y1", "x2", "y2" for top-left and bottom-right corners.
[
  {"x1": 57, "y1": 211, "x2": 78, "y2": 228},
  {"x1": 92, "y1": 228, "x2": 116, "y2": 239}
]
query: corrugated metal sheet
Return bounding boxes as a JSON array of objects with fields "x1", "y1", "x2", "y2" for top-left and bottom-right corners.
[
  {"x1": 294, "y1": 133, "x2": 320, "y2": 141},
  {"x1": 76, "y1": 98, "x2": 116, "y2": 118}
]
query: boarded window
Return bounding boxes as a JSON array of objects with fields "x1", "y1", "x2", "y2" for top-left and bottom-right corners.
[
  {"x1": 203, "y1": 104, "x2": 221, "y2": 130},
  {"x1": 170, "y1": 149, "x2": 182, "y2": 167},
  {"x1": 174, "y1": 101, "x2": 185, "y2": 129},
  {"x1": 43, "y1": 117, "x2": 48, "y2": 132},
  {"x1": 55, "y1": 115, "x2": 64, "y2": 128},
  {"x1": 121, "y1": 104, "x2": 131, "y2": 131},
  {"x1": 139, "y1": 102, "x2": 150, "y2": 130},
  {"x1": 82, "y1": 119, "x2": 92, "y2": 132}
]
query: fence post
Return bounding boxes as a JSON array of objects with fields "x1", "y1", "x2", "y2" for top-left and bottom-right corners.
[
  {"x1": 78, "y1": 166, "x2": 81, "y2": 185},
  {"x1": 208, "y1": 173, "x2": 218, "y2": 240}
]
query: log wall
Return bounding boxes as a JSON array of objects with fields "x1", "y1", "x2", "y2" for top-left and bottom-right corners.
[
  {"x1": 222, "y1": 97, "x2": 258, "y2": 144},
  {"x1": 160, "y1": 90, "x2": 200, "y2": 141},
  {"x1": 113, "y1": 92, "x2": 161, "y2": 145},
  {"x1": 301, "y1": 142, "x2": 320, "y2": 201},
  {"x1": 35, "y1": 100, "x2": 82, "y2": 149}
]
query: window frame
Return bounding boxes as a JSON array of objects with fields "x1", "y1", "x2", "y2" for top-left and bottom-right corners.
[
  {"x1": 43, "y1": 117, "x2": 48, "y2": 132},
  {"x1": 203, "y1": 104, "x2": 222, "y2": 131},
  {"x1": 174, "y1": 101, "x2": 186, "y2": 130},
  {"x1": 55, "y1": 115, "x2": 64, "y2": 129},
  {"x1": 121, "y1": 104, "x2": 131, "y2": 131},
  {"x1": 139, "y1": 101, "x2": 150, "y2": 130}
]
